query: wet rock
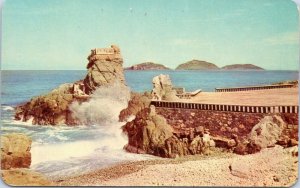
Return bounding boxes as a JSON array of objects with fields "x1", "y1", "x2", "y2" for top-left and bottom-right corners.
[
  {"x1": 119, "y1": 92, "x2": 152, "y2": 122},
  {"x1": 15, "y1": 45, "x2": 126, "y2": 126},
  {"x1": 123, "y1": 106, "x2": 215, "y2": 158}
]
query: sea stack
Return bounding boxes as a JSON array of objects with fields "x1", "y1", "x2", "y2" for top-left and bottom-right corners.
[
  {"x1": 84, "y1": 45, "x2": 126, "y2": 94},
  {"x1": 15, "y1": 45, "x2": 126, "y2": 125}
]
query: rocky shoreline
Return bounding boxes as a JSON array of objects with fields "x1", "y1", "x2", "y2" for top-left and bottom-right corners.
[{"x1": 5, "y1": 45, "x2": 299, "y2": 186}]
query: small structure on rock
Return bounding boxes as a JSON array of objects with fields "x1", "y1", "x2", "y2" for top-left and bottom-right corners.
[{"x1": 87, "y1": 45, "x2": 122, "y2": 69}]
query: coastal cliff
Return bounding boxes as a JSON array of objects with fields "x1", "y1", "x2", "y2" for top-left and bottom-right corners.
[
  {"x1": 222, "y1": 64, "x2": 264, "y2": 70},
  {"x1": 176, "y1": 60, "x2": 219, "y2": 70},
  {"x1": 125, "y1": 62, "x2": 171, "y2": 70},
  {"x1": 15, "y1": 45, "x2": 126, "y2": 125}
]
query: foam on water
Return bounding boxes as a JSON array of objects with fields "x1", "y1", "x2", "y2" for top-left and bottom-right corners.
[
  {"x1": 20, "y1": 82, "x2": 154, "y2": 177},
  {"x1": 2, "y1": 70, "x2": 298, "y2": 178},
  {"x1": 2, "y1": 105, "x2": 14, "y2": 111}
]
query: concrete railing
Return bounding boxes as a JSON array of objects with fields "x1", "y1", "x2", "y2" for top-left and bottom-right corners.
[
  {"x1": 150, "y1": 100, "x2": 298, "y2": 114},
  {"x1": 215, "y1": 84, "x2": 294, "y2": 92}
]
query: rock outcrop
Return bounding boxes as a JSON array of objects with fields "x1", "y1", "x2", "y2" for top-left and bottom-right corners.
[
  {"x1": 125, "y1": 62, "x2": 171, "y2": 70},
  {"x1": 175, "y1": 60, "x2": 219, "y2": 70},
  {"x1": 15, "y1": 45, "x2": 125, "y2": 126},
  {"x1": 1, "y1": 133, "x2": 52, "y2": 186},
  {"x1": 123, "y1": 105, "x2": 215, "y2": 158},
  {"x1": 151, "y1": 74, "x2": 178, "y2": 101},
  {"x1": 84, "y1": 45, "x2": 125, "y2": 94},
  {"x1": 222, "y1": 64, "x2": 264, "y2": 70},
  {"x1": 1, "y1": 133, "x2": 32, "y2": 169},
  {"x1": 119, "y1": 92, "x2": 152, "y2": 122},
  {"x1": 15, "y1": 83, "x2": 80, "y2": 125},
  {"x1": 234, "y1": 116, "x2": 294, "y2": 155}
]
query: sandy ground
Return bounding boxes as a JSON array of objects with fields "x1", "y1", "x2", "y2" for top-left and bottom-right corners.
[
  {"x1": 181, "y1": 88, "x2": 298, "y2": 106},
  {"x1": 57, "y1": 146, "x2": 298, "y2": 187}
]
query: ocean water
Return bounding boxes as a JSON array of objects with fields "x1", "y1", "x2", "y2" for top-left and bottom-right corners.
[{"x1": 1, "y1": 70, "x2": 298, "y2": 178}]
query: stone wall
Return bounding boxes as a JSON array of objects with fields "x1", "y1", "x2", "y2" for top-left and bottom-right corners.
[{"x1": 155, "y1": 108, "x2": 298, "y2": 144}]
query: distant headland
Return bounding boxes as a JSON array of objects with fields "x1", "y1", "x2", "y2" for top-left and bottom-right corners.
[
  {"x1": 222, "y1": 64, "x2": 264, "y2": 70},
  {"x1": 126, "y1": 59, "x2": 264, "y2": 71},
  {"x1": 176, "y1": 60, "x2": 219, "y2": 70},
  {"x1": 125, "y1": 62, "x2": 171, "y2": 70}
]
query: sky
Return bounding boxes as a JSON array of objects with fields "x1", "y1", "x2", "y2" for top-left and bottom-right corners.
[{"x1": 1, "y1": 0, "x2": 299, "y2": 70}]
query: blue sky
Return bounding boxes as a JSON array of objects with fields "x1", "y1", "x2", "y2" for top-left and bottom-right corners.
[{"x1": 2, "y1": 0, "x2": 299, "y2": 70}]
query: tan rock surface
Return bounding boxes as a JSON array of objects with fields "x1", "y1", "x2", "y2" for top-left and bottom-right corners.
[
  {"x1": 2, "y1": 169, "x2": 53, "y2": 186},
  {"x1": 1, "y1": 133, "x2": 32, "y2": 170},
  {"x1": 15, "y1": 45, "x2": 126, "y2": 125},
  {"x1": 151, "y1": 74, "x2": 178, "y2": 101}
]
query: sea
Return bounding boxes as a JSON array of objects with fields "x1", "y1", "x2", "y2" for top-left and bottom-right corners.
[{"x1": 1, "y1": 70, "x2": 298, "y2": 178}]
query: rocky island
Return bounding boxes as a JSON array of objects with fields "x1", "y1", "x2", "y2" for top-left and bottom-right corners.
[
  {"x1": 222, "y1": 64, "x2": 264, "y2": 70},
  {"x1": 125, "y1": 62, "x2": 171, "y2": 70},
  {"x1": 175, "y1": 60, "x2": 219, "y2": 70}
]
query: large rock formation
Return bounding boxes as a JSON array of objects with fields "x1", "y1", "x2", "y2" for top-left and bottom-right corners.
[
  {"x1": 1, "y1": 133, "x2": 32, "y2": 169},
  {"x1": 15, "y1": 83, "x2": 80, "y2": 125},
  {"x1": 15, "y1": 45, "x2": 125, "y2": 126},
  {"x1": 123, "y1": 105, "x2": 215, "y2": 158},
  {"x1": 151, "y1": 74, "x2": 178, "y2": 101},
  {"x1": 84, "y1": 45, "x2": 125, "y2": 94}
]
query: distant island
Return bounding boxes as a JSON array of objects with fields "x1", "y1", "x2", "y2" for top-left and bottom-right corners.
[
  {"x1": 222, "y1": 64, "x2": 264, "y2": 70},
  {"x1": 125, "y1": 60, "x2": 265, "y2": 71},
  {"x1": 125, "y1": 62, "x2": 170, "y2": 70},
  {"x1": 175, "y1": 60, "x2": 219, "y2": 70}
]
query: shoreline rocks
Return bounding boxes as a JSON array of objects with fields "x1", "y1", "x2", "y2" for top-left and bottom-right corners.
[
  {"x1": 151, "y1": 74, "x2": 178, "y2": 101},
  {"x1": 123, "y1": 105, "x2": 216, "y2": 158},
  {"x1": 1, "y1": 133, "x2": 32, "y2": 169},
  {"x1": 1, "y1": 133, "x2": 53, "y2": 186},
  {"x1": 14, "y1": 45, "x2": 125, "y2": 126}
]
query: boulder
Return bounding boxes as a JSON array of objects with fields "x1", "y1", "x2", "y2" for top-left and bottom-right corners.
[
  {"x1": 1, "y1": 133, "x2": 32, "y2": 170},
  {"x1": 234, "y1": 116, "x2": 287, "y2": 155},
  {"x1": 123, "y1": 105, "x2": 173, "y2": 157},
  {"x1": 248, "y1": 116, "x2": 286, "y2": 149},
  {"x1": 123, "y1": 105, "x2": 215, "y2": 158},
  {"x1": 151, "y1": 74, "x2": 178, "y2": 101}
]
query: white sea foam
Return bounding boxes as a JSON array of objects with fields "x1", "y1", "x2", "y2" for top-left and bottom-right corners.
[
  {"x1": 2, "y1": 105, "x2": 14, "y2": 111},
  {"x1": 30, "y1": 82, "x2": 150, "y2": 177}
]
